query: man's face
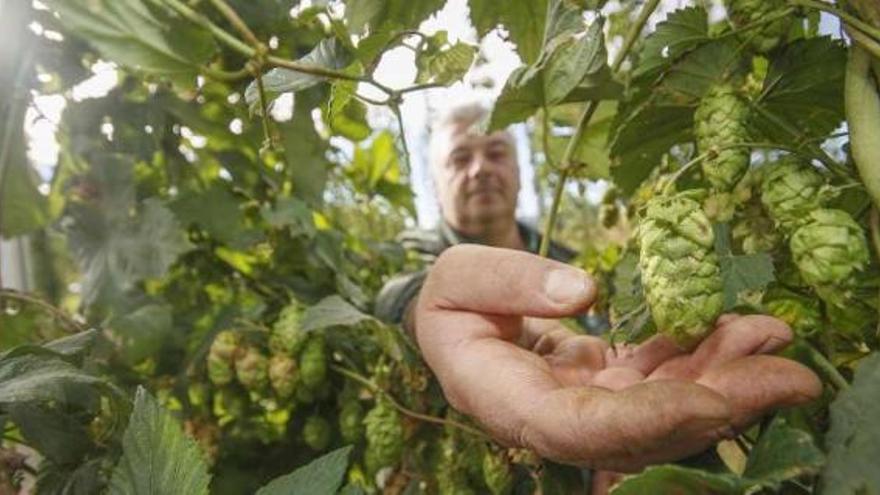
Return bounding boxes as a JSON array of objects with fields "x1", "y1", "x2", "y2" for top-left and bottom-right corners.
[{"x1": 433, "y1": 126, "x2": 520, "y2": 228}]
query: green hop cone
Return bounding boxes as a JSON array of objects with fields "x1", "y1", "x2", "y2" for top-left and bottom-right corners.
[
  {"x1": 482, "y1": 450, "x2": 513, "y2": 495},
  {"x1": 270, "y1": 302, "x2": 306, "y2": 356},
  {"x1": 339, "y1": 400, "x2": 365, "y2": 443},
  {"x1": 303, "y1": 415, "x2": 332, "y2": 451},
  {"x1": 762, "y1": 288, "x2": 822, "y2": 337},
  {"x1": 760, "y1": 156, "x2": 827, "y2": 234},
  {"x1": 234, "y1": 345, "x2": 269, "y2": 392},
  {"x1": 638, "y1": 191, "x2": 724, "y2": 349},
  {"x1": 364, "y1": 397, "x2": 404, "y2": 472},
  {"x1": 436, "y1": 435, "x2": 475, "y2": 495},
  {"x1": 212, "y1": 388, "x2": 247, "y2": 424},
  {"x1": 299, "y1": 336, "x2": 327, "y2": 388},
  {"x1": 268, "y1": 354, "x2": 298, "y2": 400},
  {"x1": 724, "y1": 0, "x2": 792, "y2": 53},
  {"x1": 207, "y1": 330, "x2": 240, "y2": 386},
  {"x1": 694, "y1": 83, "x2": 751, "y2": 192},
  {"x1": 790, "y1": 209, "x2": 870, "y2": 307}
]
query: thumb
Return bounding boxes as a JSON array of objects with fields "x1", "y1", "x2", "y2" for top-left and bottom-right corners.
[{"x1": 420, "y1": 245, "x2": 597, "y2": 318}]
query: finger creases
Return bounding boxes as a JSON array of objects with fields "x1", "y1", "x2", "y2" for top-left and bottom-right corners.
[
  {"x1": 518, "y1": 380, "x2": 733, "y2": 472},
  {"x1": 422, "y1": 245, "x2": 596, "y2": 318},
  {"x1": 696, "y1": 355, "x2": 823, "y2": 429}
]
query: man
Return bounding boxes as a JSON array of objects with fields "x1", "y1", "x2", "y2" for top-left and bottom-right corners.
[{"x1": 376, "y1": 103, "x2": 821, "y2": 485}]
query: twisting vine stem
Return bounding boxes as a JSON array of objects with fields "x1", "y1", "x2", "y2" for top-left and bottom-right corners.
[
  {"x1": 539, "y1": 0, "x2": 662, "y2": 257},
  {"x1": 0, "y1": 289, "x2": 86, "y2": 334},
  {"x1": 330, "y1": 364, "x2": 489, "y2": 439}
]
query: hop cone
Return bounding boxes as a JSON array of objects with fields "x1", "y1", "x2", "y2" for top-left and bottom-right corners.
[
  {"x1": 207, "y1": 330, "x2": 240, "y2": 386},
  {"x1": 303, "y1": 415, "x2": 332, "y2": 451},
  {"x1": 436, "y1": 435, "x2": 475, "y2": 495},
  {"x1": 299, "y1": 337, "x2": 327, "y2": 388},
  {"x1": 790, "y1": 209, "x2": 870, "y2": 307},
  {"x1": 761, "y1": 156, "x2": 826, "y2": 233},
  {"x1": 724, "y1": 0, "x2": 792, "y2": 53},
  {"x1": 639, "y1": 192, "x2": 723, "y2": 349},
  {"x1": 732, "y1": 202, "x2": 780, "y2": 254},
  {"x1": 763, "y1": 288, "x2": 822, "y2": 337},
  {"x1": 234, "y1": 345, "x2": 269, "y2": 392},
  {"x1": 270, "y1": 302, "x2": 306, "y2": 356},
  {"x1": 482, "y1": 450, "x2": 513, "y2": 495},
  {"x1": 212, "y1": 388, "x2": 247, "y2": 422},
  {"x1": 364, "y1": 398, "x2": 404, "y2": 472},
  {"x1": 339, "y1": 400, "x2": 365, "y2": 443},
  {"x1": 268, "y1": 354, "x2": 298, "y2": 400},
  {"x1": 695, "y1": 83, "x2": 750, "y2": 192}
]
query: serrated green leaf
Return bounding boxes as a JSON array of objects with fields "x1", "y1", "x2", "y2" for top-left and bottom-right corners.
[
  {"x1": 610, "y1": 465, "x2": 744, "y2": 494},
  {"x1": 610, "y1": 103, "x2": 693, "y2": 193},
  {"x1": 633, "y1": 7, "x2": 710, "y2": 80},
  {"x1": 66, "y1": 162, "x2": 194, "y2": 305},
  {"x1": 42, "y1": 0, "x2": 216, "y2": 88},
  {"x1": 280, "y1": 108, "x2": 330, "y2": 207},
  {"x1": 300, "y1": 295, "x2": 377, "y2": 332},
  {"x1": 543, "y1": 20, "x2": 607, "y2": 104},
  {"x1": 105, "y1": 304, "x2": 173, "y2": 365},
  {"x1": 488, "y1": 66, "x2": 544, "y2": 130},
  {"x1": 109, "y1": 387, "x2": 211, "y2": 495},
  {"x1": 255, "y1": 446, "x2": 352, "y2": 495},
  {"x1": 469, "y1": 0, "x2": 548, "y2": 64},
  {"x1": 245, "y1": 38, "x2": 351, "y2": 114},
  {"x1": 0, "y1": 354, "x2": 115, "y2": 408},
  {"x1": 714, "y1": 224, "x2": 775, "y2": 309},
  {"x1": 743, "y1": 416, "x2": 824, "y2": 489},
  {"x1": 820, "y1": 352, "x2": 880, "y2": 494},
  {"x1": 171, "y1": 184, "x2": 262, "y2": 249},
  {"x1": 8, "y1": 403, "x2": 93, "y2": 465},
  {"x1": 753, "y1": 37, "x2": 847, "y2": 144},
  {"x1": 261, "y1": 197, "x2": 317, "y2": 237},
  {"x1": 416, "y1": 40, "x2": 476, "y2": 85}
]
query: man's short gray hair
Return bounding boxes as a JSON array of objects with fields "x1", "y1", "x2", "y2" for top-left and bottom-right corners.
[{"x1": 428, "y1": 102, "x2": 493, "y2": 171}]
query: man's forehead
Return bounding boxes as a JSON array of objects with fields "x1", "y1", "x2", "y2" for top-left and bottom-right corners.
[{"x1": 447, "y1": 128, "x2": 514, "y2": 152}]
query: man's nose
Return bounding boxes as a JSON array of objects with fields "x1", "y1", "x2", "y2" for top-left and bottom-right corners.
[{"x1": 466, "y1": 153, "x2": 490, "y2": 179}]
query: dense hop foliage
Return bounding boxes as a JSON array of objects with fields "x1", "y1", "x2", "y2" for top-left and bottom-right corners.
[{"x1": 2, "y1": 0, "x2": 880, "y2": 494}]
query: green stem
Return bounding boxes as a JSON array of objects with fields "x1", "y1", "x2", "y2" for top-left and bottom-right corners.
[
  {"x1": 391, "y1": 103, "x2": 413, "y2": 176},
  {"x1": 254, "y1": 68, "x2": 274, "y2": 149},
  {"x1": 538, "y1": 0, "x2": 662, "y2": 258},
  {"x1": 330, "y1": 364, "x2": 489, "y2": 439},
  {"x1": 662, "y1": 152, "x2": 711, "y2": 195},
  {"x1": 800, "y1": 339, "x2": 850, "y2": 390},
  {"x1": 870, "y1": 208, "x2": 880, "y2": 260},
  {"x1": 0, "y1": 289, "x2": 85, "y2": 334},
  {"x1": 200, "y1": 65, "x2": 251, "y2": 81},
  {"x1": 156, "y1": 0, "x2": 253, "y2": 57},
  {"x1": 541, "y1": 105, "x2": 558, "y2": 170},
  {"x1": 846, "y1": 24, "x2": 880, "y2": 59},
  {"x1": 208, "y1": 0, "x2": 261, "y2": 47},
  {"x1": 790, "y1": 0, "x2": 880, "y2": 43}
]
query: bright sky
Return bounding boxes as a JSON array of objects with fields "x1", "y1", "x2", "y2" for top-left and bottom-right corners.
[{"x1": 24, "y1": 0, "x2": 840, "y2": 228}]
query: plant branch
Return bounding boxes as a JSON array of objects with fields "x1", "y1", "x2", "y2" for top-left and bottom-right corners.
[
  {"x1": 790, "y1": 0, "x2": 880, "y2": 43},
  {"x1": 390, "y1": 103, "x2": 413, "y2": 176},
  {"x1": 539, "y1": 0, "x2": 662, "y2": 257},
  {"x1": 663, "y1": 151, "x2": 711, "y2": 195},
  {"x1": 208, "y1": 0, "x2": 262, "y2": 48},
  {"x1": 0, "y1": 289, "x2": 86, "y2": 334},
  {"x1": 330, "y1": 364, "x2": 490, "y2": 439},
  {"x1": 799, "y1": 338, "x2": 850, "y2": 390}
]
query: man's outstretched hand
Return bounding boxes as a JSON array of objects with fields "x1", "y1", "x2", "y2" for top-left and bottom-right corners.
[{"x1": 414, "y1": 245, "x2": 822, "y2": 472}]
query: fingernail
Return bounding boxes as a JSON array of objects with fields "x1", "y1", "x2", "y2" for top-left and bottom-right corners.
[
  {"x1": 545, "y1": 269, "x2": 594, "y2": 305},
  {"x1": 715, "y1": 425, "x2": 736, "y2": 441}
]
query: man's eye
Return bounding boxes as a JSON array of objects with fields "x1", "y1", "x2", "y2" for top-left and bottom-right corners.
[
  {"x1": 487, "y1": 148, "x2": 509, "y2": 162},
  {"x1": 452, "y1": 154, "x2": 471, "y2": 168}
]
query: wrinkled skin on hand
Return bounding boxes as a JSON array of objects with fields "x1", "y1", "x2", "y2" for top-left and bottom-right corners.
[{"x1": 415, "y1": 245, "x2": 822, "y2": 474}]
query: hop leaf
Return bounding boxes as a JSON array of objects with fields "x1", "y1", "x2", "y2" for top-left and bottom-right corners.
[
  {"x1": 234, "y1": 346, "x2": 269, "y2": 392},
  {"x1": 206, "y1": 331, "x2": 240, "y2": 386},
  {"x1": 303, "y1": 416, "x2": 332, "y2": 451},
  {"x1": 338, "y1": 400, "x2": 364, "y2": 443},
  {"x1": 638, "y1": 191, "x2": 724, "y2": 349},
  {"x1": 724, "y1": 0, "x2": 792, "y2": 53},
  {"x1": 482, "y1": 450, "x2": 513, "y2": 495},
  {"x1": 364, "y1": 397, "x2": 403, "y2": 472},
  {"x1": 270, "y1": 302, "x2": 306, "y2": 356},
  {"x1": 761, "y1": 156, "x2": 827, "y2": 234},
  {"x1": 790, "y1": 209, "x2": 870, "y2": 307},
  {"x1": 268, "y1": 354, "x2": 298, "y2": 400},
  {"x1": 299, "y1": 337, "x2": 327, "y2": 388},
  {"x1": 695, "y1": 83, "x2": 751, "y2": 192}
]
